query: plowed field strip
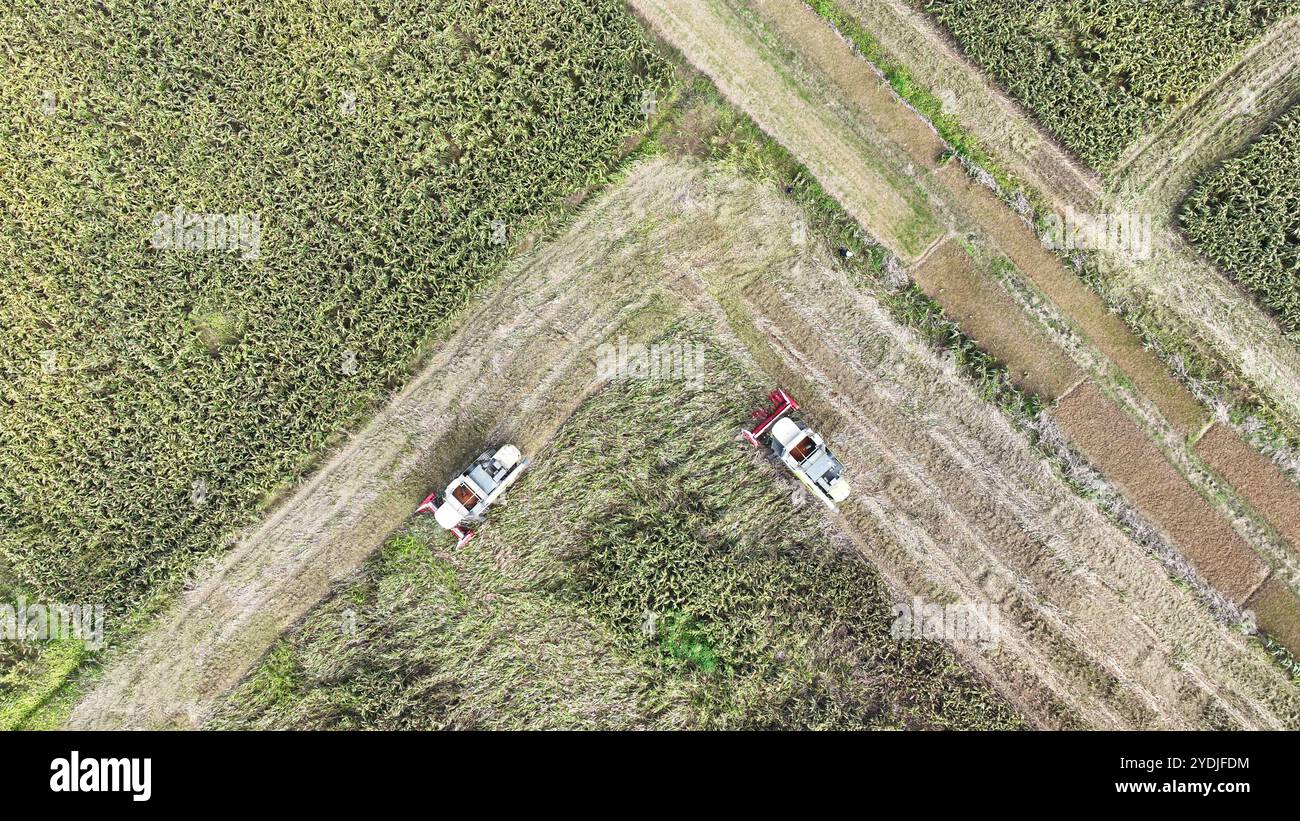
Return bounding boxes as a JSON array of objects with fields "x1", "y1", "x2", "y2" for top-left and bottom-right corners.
[
  {"x1": 1053, "y1": 383, "x2": 1269, "y2": 607},
  {"x1": 1197, "y1": 424, "x2": 1300, "y2": 556},
  {"x1": 910, "y1": 237, "x2": 1080, "y2": 400}
]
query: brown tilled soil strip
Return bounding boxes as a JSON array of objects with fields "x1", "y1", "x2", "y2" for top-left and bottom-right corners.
[
  {"x1": 1052, "y1": 383, "x2": 1269, "y2": 608},
  {"x1": 1196, "y1": 423, "x2": 1300, "y2": 553},
  {"x1": 931, "y1": 164, "x2": 1208, "y2": 434},
  {"x1": 1245, "y1": 576, "x2": 1300, "y2": 658},
  {"x1": 910, "y1": 237, "x2": 1081, "y2": 400}
]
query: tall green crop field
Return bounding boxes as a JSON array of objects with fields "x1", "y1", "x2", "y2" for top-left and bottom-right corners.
[
  {"x1": 0, "y1": 0, "x2": 669, "y2": 612},
  {"x1": 923, "y1": 0, "x2": 1298, "y2": 170},
  {"x1": 1180, "y1": 104, "x2": 1300, "y2": 337}
]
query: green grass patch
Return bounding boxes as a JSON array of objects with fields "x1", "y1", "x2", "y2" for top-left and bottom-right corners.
[
  {"x1": 0, "y1": 639, "x2": 88, "y2": 730},
  {"x1": 806, "y1": 0, "x2": 1020, "y2": 194}
]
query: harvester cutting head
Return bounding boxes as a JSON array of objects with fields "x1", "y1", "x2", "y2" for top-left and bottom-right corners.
[
  {"x1": 743, "y1": 388, "x2": 799, "y2": 446},
  {"x1": 416, "y1": 444, "x2": 529, "y2": 548},
  {"x1": 743, "y1": 389, "x2": 850, "y2": 511}
]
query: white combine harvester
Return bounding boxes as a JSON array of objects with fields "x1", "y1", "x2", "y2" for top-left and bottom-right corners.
[
  {"x1": 415, "y1": 444, "x2": 529, "y2": 547},
  {"x1": 743, "y1": 388, "x2": 850, "y2": 510}
]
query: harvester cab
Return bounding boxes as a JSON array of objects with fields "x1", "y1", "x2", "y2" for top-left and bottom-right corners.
[
  {"x1": 744, "y1": 389, "x2": 850, "y2": 511},
  {"x1": 415, "y1": 444, "x2": 529, "y2": 547}
]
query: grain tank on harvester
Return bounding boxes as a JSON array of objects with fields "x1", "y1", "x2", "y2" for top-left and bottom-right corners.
[
  {"x1": 744, "y1": 388, "x2": 850, "y2": 510},
  {"x1": 415, "y1": 444, "x2": 529, "y2": 547}
]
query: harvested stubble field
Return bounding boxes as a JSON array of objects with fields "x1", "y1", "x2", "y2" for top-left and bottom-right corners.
[
  {"x1": 0, "y1": 0, "x2": 669, "y2": 727},
  {"x1": 634, "y1": 0, "x2": 1300, "y2": 653},
  {"x1": 209, "y1": 340, "x2": 1026, "y2": 730}
]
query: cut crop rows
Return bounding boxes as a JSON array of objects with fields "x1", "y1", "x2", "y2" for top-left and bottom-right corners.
[{"x1": 210, "y1": 335, "x2": 1026, "y2": 730}]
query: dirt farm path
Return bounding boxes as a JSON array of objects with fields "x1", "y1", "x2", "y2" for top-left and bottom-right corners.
[
  {"x1": 67, "y1": 159, "x2": 1300, "y2": 729},
  {"x1": 1109, "y1": 14, "x2": 1300, "y2": 212},
  {"x1": 631, "y1": 0, "x2": 1300, "y2": 647}
]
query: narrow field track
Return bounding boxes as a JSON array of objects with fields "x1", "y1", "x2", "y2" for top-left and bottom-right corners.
[
  {"x1": 1109, "y1": 15, "x2": 1300, "y2": 213},
  {"x1": 836, "y1": 0, "x2": 1102, "y2": 211}
]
